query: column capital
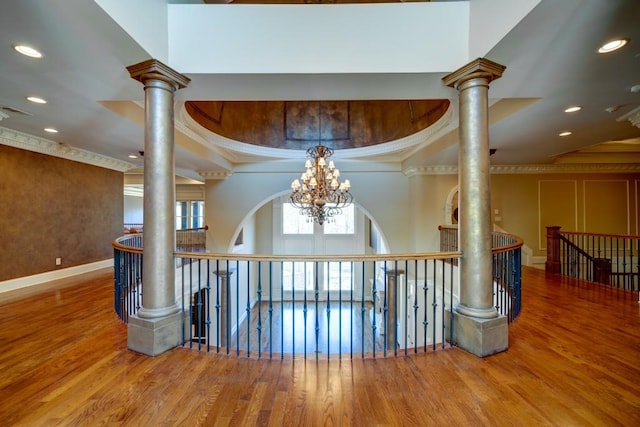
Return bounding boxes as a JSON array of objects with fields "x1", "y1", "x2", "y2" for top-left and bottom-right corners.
[
  {"x1": 127, "y1": 59, "x2": 190, "y2": 90},
  {"x1": 442, "y1": 57, "x2": 506, "y2": 89}
]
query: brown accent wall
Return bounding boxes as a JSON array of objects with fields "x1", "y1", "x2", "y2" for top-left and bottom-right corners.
[{"x1": 0, "y1": 145, "x2": 123, "y2": 282}]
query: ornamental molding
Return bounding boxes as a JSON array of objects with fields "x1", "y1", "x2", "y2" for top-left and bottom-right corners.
[
  {"x1": 404, "y1": 163, "x2": 640, "y2": 176},
  {"x1": 404, "y1": 165, "x2": 459, "y2": 176},
  {"x1": 617, "y1": 105, "x2": 640, "y2": 129},
  {"x1": 0, "y1": 126, "x2": 135, "y2": 172},
  {"x1": 199, "y1": 170, "x2": 233, "y2": 180}
]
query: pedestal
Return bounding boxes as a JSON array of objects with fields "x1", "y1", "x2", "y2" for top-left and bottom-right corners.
[
  {"x1": 127, "y1": 311, "x2": 183, "y2": 356},
  {"x1": 446, "y1": 310, "x2": 508, "y2": 357}
]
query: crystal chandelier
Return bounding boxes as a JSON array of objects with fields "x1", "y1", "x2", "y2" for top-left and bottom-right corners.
[{"x1": 290, "y1": 145, "x2": 352, "y2": 225}]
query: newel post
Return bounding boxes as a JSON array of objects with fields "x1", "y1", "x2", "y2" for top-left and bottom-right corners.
[{"x1": 545, "y1": 226, "x2": 562, "y2": 275}]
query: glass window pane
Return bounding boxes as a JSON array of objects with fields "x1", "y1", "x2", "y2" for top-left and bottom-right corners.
[
  {"x1": 283, "y1": 203, "x2": 314, "y2": 234},
  {"x1": 191, "y1": 201, "x2": 204, "y2": 228},
  {"x1": 324, "y1": 262, "x2": 353, "y2": 290},
  {"x1": 283, "y1": 261, "x2": 315, "y2": 290},
  {"x1": 176, "y1": 201, "x2": 188, "y2": 230},
  {"x1": 323, "y1": 204, "x2": 355, "y2": 234}
]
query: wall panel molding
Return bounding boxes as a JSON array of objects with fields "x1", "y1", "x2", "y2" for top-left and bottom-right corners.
[{"x1": 538, "y1": 180, "x2": 577, "y2": 250}]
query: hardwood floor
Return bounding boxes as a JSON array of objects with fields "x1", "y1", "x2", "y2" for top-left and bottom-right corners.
[
  {"x1": 224, "y1": 301, "x2": 388, "y2": 357},
  {"x1": 1, "y1": 267, "x2": 639, "y2": 426}
]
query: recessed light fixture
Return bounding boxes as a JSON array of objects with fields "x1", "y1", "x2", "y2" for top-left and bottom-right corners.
[
  {"x1": 598, "y1": 38, "x2": 629, "y2": 54},
  {"x1": 44, "y1": 127, "x2": 58, "y2": 133},
  {"x1": 564, "y1": 105, "x2": 582, "y2": 113},
  {"x1": 13, "y1": 44, "x2": 43, "y2": 58},
  {"x1": 128, "y1": 154, "x2": 138, "y2": 159},
  {"x1": 559, "y1": 131, "x2": 572, "y2": 137},
  {"x1": 26, "y1": 96, "x2": 47, "y2": 104}
]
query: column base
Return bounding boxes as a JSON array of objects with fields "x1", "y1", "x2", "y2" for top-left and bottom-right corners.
[
  {"x1": 446, "y1": 310, "x2": 508, "y2": 358},
  {"x1": 127, "y1": 311, "x2": 183, "y2": 356}
]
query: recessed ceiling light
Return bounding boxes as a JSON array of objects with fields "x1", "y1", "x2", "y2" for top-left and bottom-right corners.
[
  {"x1": 44, "y1": 127, "x2": 58, "y2": 133},
  {"x1": 598, "y1": 38, "x2": 629, "y2": 54},
  {"x1": 13, "y1": 44, "x2": 43, "y2": 58},
  {"x1": 559, "y1": 131, "x2": 572, "y2": 137},
  {"x1": 26, "y1": 96, "x2": 47, "y2": 104},
  {"x1": 564, "y1": 105, "x2": 582, "y2": 113},
  {"x1": 128, "y1": 154, "x2": 138, "y2": 159}
]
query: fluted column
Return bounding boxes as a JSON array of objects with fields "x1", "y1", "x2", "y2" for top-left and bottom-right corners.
[
  {"x1": 126, "y1": 59, "x2": 190, "y2": 356},
  {"x1": 443, "y1": 58, "x2": 507, "y2": 357}
]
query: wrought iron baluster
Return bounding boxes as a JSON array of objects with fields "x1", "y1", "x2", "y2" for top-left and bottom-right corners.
[{"x1": 432, "y1": 259, "x2": 437, "y2": 352}]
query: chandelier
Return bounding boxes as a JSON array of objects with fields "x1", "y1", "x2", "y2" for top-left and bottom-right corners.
[{"x1": 290, "y1": 145, "x2": 352, "y2": 225}]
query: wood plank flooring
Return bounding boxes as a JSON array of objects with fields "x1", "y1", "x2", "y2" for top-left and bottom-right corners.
[
  {"x1": 224, "y1": 301, "x2": 388, "y2": 357},
  {"x1": 1, "y1": 267, "x2": 639, "y2": 426}
]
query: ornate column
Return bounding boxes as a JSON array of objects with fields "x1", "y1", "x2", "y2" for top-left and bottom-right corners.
[
  {"x1": 442, "y1": 58, "x2": 507, "y2": 357},
  {"x1": 126, "y1": 59, "x2": 190, "y2": 356}
]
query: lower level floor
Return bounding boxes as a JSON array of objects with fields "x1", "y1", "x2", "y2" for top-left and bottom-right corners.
[{"x1": 0, "y1": 267, "x2": 639, "y2": 425}]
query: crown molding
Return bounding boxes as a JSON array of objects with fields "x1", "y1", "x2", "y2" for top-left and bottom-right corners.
[
  {"x1": 0, "y1": 126, "x2": 134, "y2": 172},
  {"x1": 199, "y1": 171, "x2": 233, "y2": 180},
  {"x1": 404, "y1": 165, "x2": 459, "y2": 176},
  {"x1": 404, "y1": 163, "x2": 640, "y2": 176},
  {"x1": 617, "y1": 105, "x2": 640, "y2": 129}
]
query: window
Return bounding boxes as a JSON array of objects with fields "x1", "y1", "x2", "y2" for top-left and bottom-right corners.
[
  {"x1": 176, "y1": 200, "x2": 204, "y2": 230},
  {"x1": 323, "y1": 204, "x2": 355, "y2": 234},
  {"x1": 280, "y1": 201, "x2": 357, "y2": 293},
  {"x1": 324, "y1": 261, "x2": 353, "y2": 291},
  {"x1": 282, "y1": 203, "x2": 314, "y2": 234},
  {"x1": 282, "y1": 261, "x2": 315, "y2": 291}
]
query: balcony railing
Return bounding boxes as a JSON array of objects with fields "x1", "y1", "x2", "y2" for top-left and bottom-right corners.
[
  {"x1": 438, "y1": 225, "x2": 523, "y2": 322},
  {"x1": 114, "y1": 226, "x2": 522, "y2": 359},
  {"x1": 545, "y1": 226, "x2": 640, "y2": 292}
]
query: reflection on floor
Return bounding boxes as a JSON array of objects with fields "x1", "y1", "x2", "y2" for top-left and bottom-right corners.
[{"x1": 223, "y1": 302, "x2": 390, "y2": 357}]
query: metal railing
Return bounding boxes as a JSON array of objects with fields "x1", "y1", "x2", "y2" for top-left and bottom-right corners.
[
  {"x1": 546, "y1": 227, "x2": 640, "y2": 291},
  {"x1": 114, "y1": 225, "x2": 525, "y2": 358},
  {"x1": 175, "y1": 253, "x2": 459, "y2": 359},
  {"x1": 438, "y1": 225, "x2": 523, "y2": 322},
  {"x1": 176, "y1": 226, "x2": 208, "y2": 253},
  {"x1": 123, "y1": 223, "x2": 143, "y2": 233},
  {"x1": 113, "y1": 234, "x2": 143, "y2": 323},
  {"x1": 114, "y1": 234, "x2": 461, "y2": 359}
]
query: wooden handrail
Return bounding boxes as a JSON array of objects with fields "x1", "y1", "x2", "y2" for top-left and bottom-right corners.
[
  {"x1": 560, "y1": 230, "x2": 640, "y2": 240},
  {"x1": 172, "y1": 251, "x2": 462, "y2": 263}
]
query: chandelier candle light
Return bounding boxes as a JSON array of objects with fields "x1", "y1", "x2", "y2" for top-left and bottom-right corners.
[{"x1": 290, "y1": 145, "x2": 352, "y2": 225}]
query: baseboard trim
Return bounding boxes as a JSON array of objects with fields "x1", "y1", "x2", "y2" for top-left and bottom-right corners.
[
  {"x1": 0, "y1": 259, "x2": 114, "y2": 294},
  {"x1": 530, "y1": 256, "x2": 547, "y2": 270}
]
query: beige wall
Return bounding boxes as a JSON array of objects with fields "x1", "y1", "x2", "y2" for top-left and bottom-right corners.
[
  {"x1": 204, "y1": 170, "x2": 411, "y2": 253},
  {"x1": 204, "y1": 167, "x2": 640, "y2": 260},
  {"x1": 491, "y1": 173, "x2": 640, "y2": 256},
  {"x1": 0, "y1": 145, "x2": 123, "y2": 282}
]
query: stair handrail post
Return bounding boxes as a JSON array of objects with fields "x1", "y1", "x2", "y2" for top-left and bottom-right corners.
[{"x1": 545, "y1": 226, "x2": 562, "y2": 275}]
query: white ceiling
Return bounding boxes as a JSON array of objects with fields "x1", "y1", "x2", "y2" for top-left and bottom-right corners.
[{"x1": 1, "y1": 0, "x2": 639, "y2": 181}]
